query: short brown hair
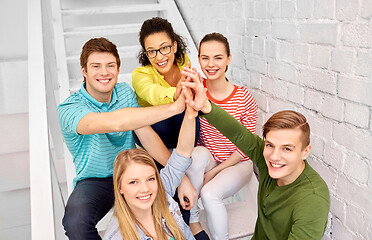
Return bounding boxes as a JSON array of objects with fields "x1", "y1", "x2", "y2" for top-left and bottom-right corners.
[
  {"x1": 80, "y1": 37, "x2": 121, "y2": 81},
  {"x1": 263, "y1": 110, "x2": 310, "y2": 149}
]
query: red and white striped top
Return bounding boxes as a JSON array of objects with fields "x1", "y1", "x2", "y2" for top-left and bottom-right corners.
[{"x1": 197, "y1": 80, "x2": 258, "y2": 163}]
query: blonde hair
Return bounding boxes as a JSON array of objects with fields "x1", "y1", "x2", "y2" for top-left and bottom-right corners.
[{"x1": 113, "y1": 148, "x2": 185, "y2": 240}]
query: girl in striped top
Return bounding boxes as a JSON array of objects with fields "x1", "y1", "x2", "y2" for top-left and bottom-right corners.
[{"x1": 185, "y1": 33, "x2": 258, "y2": 240}]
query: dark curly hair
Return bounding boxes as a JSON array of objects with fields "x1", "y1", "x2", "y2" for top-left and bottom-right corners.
[{"x1": 138, "y1": 17, "x2": 188, "y2": 66}]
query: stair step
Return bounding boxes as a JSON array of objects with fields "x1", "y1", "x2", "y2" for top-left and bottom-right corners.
[
  {"x1": 62, "y1": 3, "x2": 167, "y2": 16},
  {"x1": 0, "y1": 60, "x2": 28, "y2": 115},
  {"x1": 0, "y1": 188, "x2": 31, "y2": 231},
  {"x1": 0, "y1": 151, "x2": 29, "y2": 192},
  {"x1": 66, "y1": 45, "x2": 141, "y2": 62},
  {"x1": 64, "y1": 23, "x2": 142, "y2": 37},
  {"x1": 0, "y1": 113, "x2": 29, "y2": 155}
]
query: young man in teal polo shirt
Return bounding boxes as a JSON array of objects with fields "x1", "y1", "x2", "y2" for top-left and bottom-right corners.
[
  {"x1": 58, "y1": 37, "x2": 196, "y2": 240},
  {"x1": 181, "y1": 68, "x2": 330, "y2": 239}
]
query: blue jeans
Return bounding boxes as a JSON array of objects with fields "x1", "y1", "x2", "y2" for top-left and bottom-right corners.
[
  {"x1": 62, "y1": 177, "x2": 114, "y2": 240},
  {"x1": 134, "y1": 112, "x2": 200, "y2": 149}
]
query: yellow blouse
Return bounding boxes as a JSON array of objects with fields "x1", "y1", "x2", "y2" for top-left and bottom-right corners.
[{"x1": 132, "y1": 54, "x2": 190, "y2": 107}]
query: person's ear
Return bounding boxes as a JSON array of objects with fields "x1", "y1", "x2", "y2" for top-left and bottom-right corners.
[
  {"x1": 173, "y1": 41, "x2": 177, "y2": 54},
  {"x1": 82, "y1": 67, "x2": 87, "y2": 78},
  {"x1": 227, "y1": 54, "x2": 232, "y2": 65},
  {"x1": 302, "y1": 144, "x2": 311, "y2": 160}
]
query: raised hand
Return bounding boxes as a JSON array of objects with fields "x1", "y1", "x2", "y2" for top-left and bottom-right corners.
[
  {"x1": 173, "y1": 61, "x2": 192, "y2": 102},
  {"x1": 181, "y1": 67, "x2": 211, "y2": 114}
]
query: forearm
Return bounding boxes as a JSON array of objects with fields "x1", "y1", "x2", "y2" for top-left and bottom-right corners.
[
  {"x1": 160, "y1": 150, "x2": 192, "y2": 196},
  {"x1": 175, "y1": 107, "x2": 196, "y2": 158},
  {"x1": 211, "y1": 151, "x2": 242, "y2": 175},
  {"x1": 135, "y1": 126, "x2": 170, "y2": 166},
  {"x1": 77, "y1": 102, "x2": 182, "y2": 135}
]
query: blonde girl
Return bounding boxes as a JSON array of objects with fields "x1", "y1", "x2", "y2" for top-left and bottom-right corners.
[{"x1": 104, "y1": 106, "x2": 196, "y2": 240}]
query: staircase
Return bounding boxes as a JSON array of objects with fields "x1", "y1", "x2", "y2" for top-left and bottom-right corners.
[{"x1": 26, "y1": 0, "x2": 199, "y2": 239}]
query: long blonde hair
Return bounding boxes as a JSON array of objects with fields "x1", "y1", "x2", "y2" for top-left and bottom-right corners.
[{"x1": 113, "y1": 148, "x2": 185, "y2": 240}]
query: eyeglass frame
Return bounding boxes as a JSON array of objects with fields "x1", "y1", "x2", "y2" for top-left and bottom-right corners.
[{"x1": 144, "y1": 42, "x2": 175, "y2": 59}]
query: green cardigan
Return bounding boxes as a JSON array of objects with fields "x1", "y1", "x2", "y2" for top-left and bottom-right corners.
[{"x1": 202, "y1": 103, "x2": 330, "y2": 240}]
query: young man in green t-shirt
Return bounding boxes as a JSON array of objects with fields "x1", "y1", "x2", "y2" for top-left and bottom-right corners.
[{"x1": 181, "y1": 67, "x2": 330, "y2": 239}]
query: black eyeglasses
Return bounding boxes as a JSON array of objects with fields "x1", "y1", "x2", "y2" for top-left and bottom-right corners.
[{"x1": 145, "y1": 43, "x2": 174, "y2": 59}]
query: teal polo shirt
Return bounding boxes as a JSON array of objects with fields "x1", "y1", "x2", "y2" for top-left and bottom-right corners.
[{"x1": 58, "y1": 82, "x2": 140, "y2": 187}]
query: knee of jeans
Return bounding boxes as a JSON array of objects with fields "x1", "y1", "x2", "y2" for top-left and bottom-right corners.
[
  {"x1": 63, "y1": 203, "x2": 93, "y2": 232},
  {"x1": 190, "y1": 146, "x2": 210, "y2": 170}
]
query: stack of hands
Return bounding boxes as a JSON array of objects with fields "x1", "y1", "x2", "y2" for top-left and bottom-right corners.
[
  {"x1": 174, "y1": 65, "x2": 212, "y2": 120},
  {"x1": 173, "y1": 65, "x2": 214, "y2": 211}
]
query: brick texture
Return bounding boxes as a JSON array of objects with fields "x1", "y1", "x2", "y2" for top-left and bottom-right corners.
[{"x1": 177, "y1": 0, "x2": 372, "y2": 238}]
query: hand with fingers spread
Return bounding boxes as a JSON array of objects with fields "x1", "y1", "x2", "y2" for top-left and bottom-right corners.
[
  {"x1": 173, "y1": 61, "x2": 191, "y2": 102},
  {"x1": 181, "y1": 67, "x2": 211, "y2": 114}
]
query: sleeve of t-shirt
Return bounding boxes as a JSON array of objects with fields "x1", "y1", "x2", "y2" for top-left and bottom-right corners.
[
  {"x1": 132, "y1": 68, "x2": 176, "y2": 106},
  {"x1": 288, "y1": 195, "x2": 329, "y2": 240},
  {"x1": 235, "y1": 89, "x2": 258, "y2": 159},
  {"x1": 58, "y1": 100, "x2": 92, "y2": 135}
]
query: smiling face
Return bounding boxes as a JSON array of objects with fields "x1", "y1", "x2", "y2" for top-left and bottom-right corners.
[
  {"x1": 263, "y1": 128, "x2": 311, "y2": 186},
  {"x1": 82, "y1": 51, "x2": 120, "y2": 103},
  {"x1": 144, "y1": 31, "x2": 177, "y2": 76},
  {"x1": 119, "y1": 162, "x2": 158, "y2": 214},
  {"x1": 198, "y1": 40, "x2": 231, "y2": 81}
]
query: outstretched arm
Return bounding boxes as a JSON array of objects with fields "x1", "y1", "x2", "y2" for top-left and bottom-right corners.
[
  {"x1": 175, "y1": 105, "x2": 196, "y2": 158},
  {"x1": 76, "y1": 94, "x2": 185, "y2": 135},
  {"x1": 176, "y1": 102, "x2": 197, "y2": 210}
]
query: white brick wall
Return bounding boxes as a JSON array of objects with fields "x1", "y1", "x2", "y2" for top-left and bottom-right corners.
[{"x1": 176, "y1": 0, "x2": 372, "y2": 238}]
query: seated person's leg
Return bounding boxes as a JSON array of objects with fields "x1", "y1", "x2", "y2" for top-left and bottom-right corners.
[
  {"x1": 172, "y1": 112, "x2": 200, "y2": 148},
  {"x1": 133, "y1": 116, "x2": 173, "y2": 148},
  {"x1": 200, "y1": 161, "x2": 253, "y2": 240},
  {"x1": 187, "y1": 146, "x2": 214, "y2": 225},
  {"x1": 62, "y1": 177, "x2": 114, "y2": 240}
]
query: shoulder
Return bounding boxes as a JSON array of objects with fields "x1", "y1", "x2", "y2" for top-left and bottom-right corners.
[
  {"x1": 234, "y1": 85, "x2": 257, "y2": 108},
  {"x1": 103, "y1": 216, "x2": 122, "y2": 240},
  {"x1": 236, "y1": 85, "x2": 255, "y2": 99},
  {"x1": 290, "y1": 163, "x2": 330, "y2": 215},
  {"x1": 115, "y1": 82, "x2": 133, "y2": 93},
  {"x1": 58, "y1": 91, "x2": 89, "y2": 113},
  {"x1": 303, "y1": 163, "x2": 330, "y2": 202},
  {"x1": 132, "y1": 65, "x2": 154, "y2": 76}
]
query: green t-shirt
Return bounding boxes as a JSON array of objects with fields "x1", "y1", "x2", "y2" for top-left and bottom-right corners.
[{"x1": 202, "y1": 103, "x2": 330, "y2": 240}]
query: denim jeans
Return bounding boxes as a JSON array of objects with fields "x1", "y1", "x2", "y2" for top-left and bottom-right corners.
[
  {"x1": 134, "y1": 112, "x2": 200, "y2": 149},
  {"x1": 62, "y1": 177, "x2": 114, "y2": 240}
]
